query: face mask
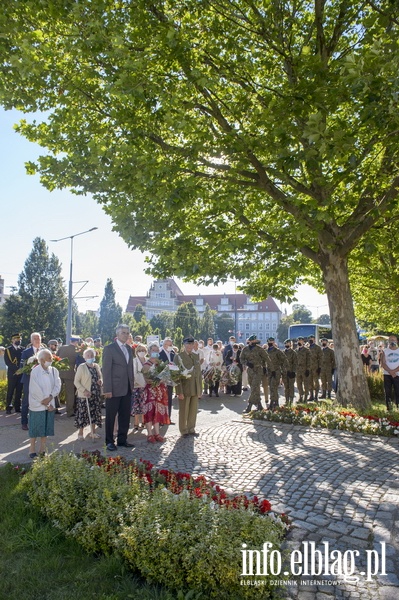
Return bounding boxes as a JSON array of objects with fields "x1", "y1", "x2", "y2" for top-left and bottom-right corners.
[
  {"x1": 85, "y1": 358, "x2": 95, "y2": 364},
  {"x1": 389, "y1": 341, "x2": 397, "y2": 347},
  {"x1": 285, "y1": 345, "x2": 290, "y2": 349},
  {"x1": 322, "y1": 343, "x2": 327, "y2": 347},
  {"x1": 14, "y1": 341, "x2": 20, "y2": 346},
  {"x1": 44, "y1": 360, "x2": 52, "y2": 368},
  {"x1": 151, "y1": 352, "x2": 159, "y2": 358},
  {"x1": 297, "y1": 343, "x2": 303, "y2": 347},
  {"x1": 138, "y1": 351, "x2": 146, "y2": 358},
  {"x1": 268, "y1": 343, "x2": 274, "y2": 347}
]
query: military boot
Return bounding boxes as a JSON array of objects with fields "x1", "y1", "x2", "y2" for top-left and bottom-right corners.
[
  {"x1": 327, "y1": 391, "x2": 331, "y2": 399},
  {"x1": 243, "y1": 404, "x2": 253, "y2": 414},
  {"x1": 319, "y1": 391, "x2": 326, "y2": 399},
  {"x1": 256, "y1": 403, "x2": 263, "y2": 411},
  {"x1": 308, "y1": 393, "x2": 314, "y2": 401}
]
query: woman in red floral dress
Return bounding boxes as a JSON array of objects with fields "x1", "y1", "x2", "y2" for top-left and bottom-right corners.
[{"x1": 142, "y1": 343, "x2": 170, "y2": 443}]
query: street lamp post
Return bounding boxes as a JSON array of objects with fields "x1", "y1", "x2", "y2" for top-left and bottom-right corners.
[{"x1": 50, "y1": 227, "x2": 98, "y2": 342}]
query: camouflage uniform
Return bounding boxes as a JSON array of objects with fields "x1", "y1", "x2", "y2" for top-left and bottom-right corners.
[
  {"x1": 308, "y1": 341, "x2": 322, "y2": 400},
  {"x1": 241, "y1": 343, "x2": 271, "y2": 410},
  {"x1": 295, "y1": 345, "x2": 310, "y2": 402},
  {"x1": 267, "y1": 346, "x2": 288, "y2": 409},
  {"x1": 282, "y1": 347, "x2": 298, "y2": 404},
  {"x1": 320, "y1": 345, "x2": 335, "y2": 398}
]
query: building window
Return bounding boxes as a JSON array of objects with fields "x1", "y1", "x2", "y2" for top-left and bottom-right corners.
[
  {"x1": 245, "y1": 323, "x2": 250, "y2": 330},
  {"x1": 155, "y1": 293, "x2": 166, "y2": 298}
]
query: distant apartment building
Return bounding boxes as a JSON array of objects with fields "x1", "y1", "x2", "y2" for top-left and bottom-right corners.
[{"x1": 126, "y1": 278, "x2": 282, "y2": 342}]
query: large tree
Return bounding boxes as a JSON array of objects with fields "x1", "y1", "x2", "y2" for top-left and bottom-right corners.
[
  {"x1": 199, "y1": 303, "x2": 216, "y2": 341},
  {"x1": 1, "y1": 2, "x2": 399, "y2": 408},
  {"x1": 174, "y1": 302, "x2": 200, "y2": 338},
  {"x1": 0, "y1": 237, "x2": 67, "y2": 342},
  {"x1": 98, "y1": 279, "x2": 123, "y2": 344}
]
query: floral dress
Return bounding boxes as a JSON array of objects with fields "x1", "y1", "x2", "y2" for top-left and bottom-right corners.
[
  {"x1": 142, "y1": 361, "x2": 170, "y2": 425},
  {"x1": 74, "y1": 365, "x2": 102, "y2": 429}
]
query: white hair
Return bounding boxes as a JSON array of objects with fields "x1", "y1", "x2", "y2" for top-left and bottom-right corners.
[
  {"x1": 83, "y1": 348, "x2": 95, "y2": 358},
  {"x1": 37, "y1": 349, "x2": 52, "y2": 362},
  {"x1": 31, "y1": 332, "x2": 41, "y2": 341},
  {"x1": 116, "y1": 324, "x2": 130, "y2": 334}
]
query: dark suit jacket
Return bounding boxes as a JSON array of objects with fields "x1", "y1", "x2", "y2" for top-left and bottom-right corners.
[
  {"x1": 159, "y1": 348, "x2": 176, "y2": 364},
  {"x1": 102, "y1": 341, "x2": 134, "y2": 397},
  {"x1": 5, "y1": 345, "x2": 24, "y2": 376},
  {"x1": 20, "y1": 346, "x2": 36, "y2": 386},
  {"x1": 57, "y1": 344, "x2": 78, "y2": 380}
]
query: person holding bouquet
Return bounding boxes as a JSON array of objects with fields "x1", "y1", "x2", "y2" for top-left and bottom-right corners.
[
  {"x1": 74, "y1": 348, "x2": 103, "y2": 440},
  {"x1": 207, "y1": 343, "x2": 223, "y2": 397},
  {"x1": 28, "y1": 349, "x2": 61, "y2": 458},
  {"x1": 131, "y1": 343, "x2": 147, "y2": 431},
  {"x1": 142, "y1": 343, "x2": 170, "y2": 443}
]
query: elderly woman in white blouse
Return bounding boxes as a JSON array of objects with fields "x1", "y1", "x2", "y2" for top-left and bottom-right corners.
[{"x1": 28, "y1": 348, "x2": 61, "y2": 459}]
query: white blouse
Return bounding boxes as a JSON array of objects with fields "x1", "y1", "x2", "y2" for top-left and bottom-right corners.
[{"x1": 29, "y1": 365, "x2": 61, "y2": 412}]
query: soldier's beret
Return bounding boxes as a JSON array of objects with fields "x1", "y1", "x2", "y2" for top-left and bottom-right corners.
[
  {"x1": 309, "y1": 334, "x2": 315, "y2": 339},
  {"x1": 183, "y1": 336, "x2": 195, "y2": 344},
  {"x1": 248, "y1": 334, "x2": 259, "y2": 342},
  {"x1": 267, "y1": 337, "x2": 275, "y2": 342},
  {"x1": 321, "y1": 337, "x2": 328, "y2": 342},
  {"x1": 48, "y1": 339, "x2": 58, "y2": 346},
  {"x1": 297, "y1": 336, "x2": 304, "y2": 340},
  {"x1": 284, "y1": 339, "x2": 291, "y2": 344}
]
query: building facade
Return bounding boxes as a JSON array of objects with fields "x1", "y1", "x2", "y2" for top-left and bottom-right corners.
[{"x1": 126, "y1": 278, "x2": 282, "y2": 343}]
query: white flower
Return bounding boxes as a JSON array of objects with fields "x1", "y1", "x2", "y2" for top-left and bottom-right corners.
[{"x1": 27, "y1": 356, "x2": 38, "y2": 364}]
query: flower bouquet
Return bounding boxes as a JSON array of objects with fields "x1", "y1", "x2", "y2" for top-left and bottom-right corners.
[
  {"x1": 227, "y1": 363, "x2": 241, "y2": 386},
  {"x1": 146, "y1": 359, "x2": 194, "y2": 388},
  {"x1": 17, "y1": 354, "x2": 70, "y2": 375},
  {"x1": 203, "y1": 364, "x2": 222, "y2": 385}
]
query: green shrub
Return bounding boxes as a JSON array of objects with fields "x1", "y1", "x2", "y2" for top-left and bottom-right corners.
[
  {"x1": 367, "y1": 371, "x2": 384, "y2": 402},
  {"x1": 119, "y1": 488, "x2": 284, "y2": 599},
  {"x1": 0, "y1": 379, "x2": 7, "y2": 410},
  {"x1": 23, "y1": 452, "x2": 146, "y2": 555},
  {"x1": 22, "y1": 453, "x2": 286, "y2": 599}
]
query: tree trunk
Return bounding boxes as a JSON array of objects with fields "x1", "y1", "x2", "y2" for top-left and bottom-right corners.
[{"x1": 320, "y1": 253, "x2": 371, "y2": 411}]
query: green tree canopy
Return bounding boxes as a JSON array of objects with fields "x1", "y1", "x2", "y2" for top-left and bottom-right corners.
[
  {"x1": 199, "y1": 303, "x2": 216, "y2": 341},
  {"x1": 98, "y1": 278, "x2": 123, "y2": 344},
  {"x1": 133, "y1": 304, "x2": 146, "y2": 323},
  {"x1": 317, "y1": 314, "x2": 331, "y2": 325},
  {"x1": 2, "y1": 1, "x2": 399, "y2": 407},
  {"x1": 292, "y1": 304, "x2": 313, "y2": 324},
  {"x1": 215, "y1": 313, "x2": 234, "y2": 343},
  {"x1": 150, "y1": 311, "x2": 174, "y2": 339},
  {"x1": 0, "y1": 237, "x2": 67, "y2": 342},
  {"x1": 174, "y1": 301, "x2": 200, "y2": 338},
  {"x1": 277, "y1": 314, "x2": 295, "y2": 343}
]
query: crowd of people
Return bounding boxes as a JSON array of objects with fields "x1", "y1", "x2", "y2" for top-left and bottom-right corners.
[{"x1": 2, "y1": 328, "x2": 399, "y2": 458}]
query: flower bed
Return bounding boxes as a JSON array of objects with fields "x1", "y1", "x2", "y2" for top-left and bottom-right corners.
[
  {"x1": 22, "y1": 451, "x2": 290, "y2": 599},
  {"x1": 246, "y1": 404, "x2": 399, "y2": 436}
]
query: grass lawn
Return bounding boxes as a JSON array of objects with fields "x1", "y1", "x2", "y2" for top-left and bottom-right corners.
[{"x1": 0, "y1": 464, "x2": 180, "y2": 600}]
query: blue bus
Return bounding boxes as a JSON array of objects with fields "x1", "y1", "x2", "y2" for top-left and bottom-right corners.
[{"x1": 288, "y1": 323, "x2": 332, "y2": 342}]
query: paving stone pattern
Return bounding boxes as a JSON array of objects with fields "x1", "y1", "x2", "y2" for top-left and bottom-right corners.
[{"x1": 1, "y1": 398, "x2": 398, "y2": 599}]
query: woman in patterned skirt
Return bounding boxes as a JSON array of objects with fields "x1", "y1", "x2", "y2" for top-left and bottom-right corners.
[
  {"x1": 131, "y1": 343, "x2": 147, "y2": 431},
  {"x1": 74, "y1": 348, "x2": 103, "y2": 440},
  {"x1": 142, "y1": 343, "x2": 170, "y2": 443}
]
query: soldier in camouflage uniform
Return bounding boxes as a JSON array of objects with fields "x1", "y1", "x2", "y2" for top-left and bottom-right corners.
[
  {"x1": 295, "y1": 337, "x2": 310, "y2": 402},
  {"x1": 240, "y1": 334, "x2": 271, "y2": 412},
  {"x1": 266, "y1": 337, "x2": 288, "y2": 410},
  {"x1": 282, "y1": 339, "x2": 298, "y2": 405},
  {"x1": 319, "y1": 338, "x2": 335, "y2": 399},
  {"x1": 308, "y1": 334, "x2": 322, "y2": 401}
]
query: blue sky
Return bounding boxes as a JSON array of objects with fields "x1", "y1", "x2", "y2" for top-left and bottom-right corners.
[{"x1": 0, "y1": 107, "x2": 328, "y2": 317}]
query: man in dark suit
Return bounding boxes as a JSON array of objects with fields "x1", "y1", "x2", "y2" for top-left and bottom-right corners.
[
  {"x1": 159, "y1": 337, "x2": 176, "y2": 423},
  {"x1": 102, "y1": 324, "x2": 135, "y2": 451},
  {"x1": 19, "y1": 332, "x2": 43, "y2": 429},
  {"x1": 4, "y1": 334, "x2": 24, "y2": 414},
  {"x1": 57, "y1": 335, "x2": 80, "y2": 416}
]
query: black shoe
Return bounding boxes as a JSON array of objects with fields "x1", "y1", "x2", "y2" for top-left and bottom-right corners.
[
  {"x1": 182, "y1": 433, "x2": 190, "y2": 438},
  {"x1": 106, "y1": 443, "x2": 117, "y2": 451},
  {"x1": 15, "y1": 409, "x2": 21, "y2": 413},
  {"x1": 243, "y1": 405, "x2": 252, "y2": 414},
  {"x1": 29, "y1": 452, "x2": 37, "y2": 459},
  {"x1": 6, "y1": 410, "x2": 11, "y2": 415},
  {"x1": 22, "y1": 424, "x2": 29, "y2": 431},
  {"x1": 243, "y1": 387, "x2": 248, "y2": 391},
  {"x1": 189, "y1": 431, "x2": 200, "y2": 437},
  {"x1": 117, "y1": 441, "x2": 135, "y2": 448}
]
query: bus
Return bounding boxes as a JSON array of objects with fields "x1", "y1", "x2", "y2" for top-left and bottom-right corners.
[{"x1": 288, "y1": 323, "x2": 332, "y2": 343}]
